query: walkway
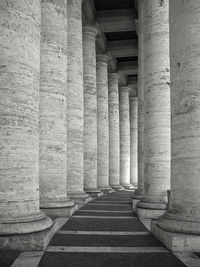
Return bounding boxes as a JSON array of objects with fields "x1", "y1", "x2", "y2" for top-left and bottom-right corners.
[{"x1": 38, "y1": 191, "x2": 186, "y2": 267}]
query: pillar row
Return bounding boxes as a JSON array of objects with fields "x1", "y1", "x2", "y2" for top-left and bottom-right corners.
[
  {"x1": 83, "y1": 25, "x2": 101, "y2": 197},
  {"x1": 137, "y1": 0, "x2": 170, "y2": 219},
  {"x1": 67, "y1": 0, "x2": 90, "y2": 203},
  {"x1": 119, "y1": 87, "x2": 131, "y2": 188},
  {"x1": 39, "y1": 0, "x2": 75, "y2": 215},
  {"x1": 0, "y1": 0, "x2": 52, "y2": 236},
  {"x1": 108, "y1": 73, "x2": 121, "y2": 190},
  {"x1": 96, "y1": 55, "x2": 111, "y2": 192}
]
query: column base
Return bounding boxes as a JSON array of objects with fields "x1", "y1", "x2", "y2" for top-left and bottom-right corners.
[
  {"x1": 112, "y1": 185, "x2": 124, "y2": 191},
  {"x1": 68, "y1": 192, "x2": 91, "y2": 204},
  {"x1": 0, "y1": 218, "x2": 58, "y2": 251},
  {"x1": 100, "y1": 187, "x2": 114, "y2": 194},
  {"x1": 151, "y1": 220, "x2": 200, "y2": 252},
  {"x1": 41, "y1": 205, "x2": 77, "y2": 217},
  {"x1": 85, "y1": 189, "x2": 103, "y2": 198},
  {"x1": 136, "y1": 200, "x2": 167, "y2": 219},
  {"x1": 132, "y1": 192, "x2": 144, "y2": 211},
  {"x1": 136, "y1": 207, "x2": 166, "y2": 219},
  {"x1": 121, "y1": 184, "x2": 133, "y2": 190}
]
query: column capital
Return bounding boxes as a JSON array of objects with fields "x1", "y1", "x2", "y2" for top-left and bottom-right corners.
[
  {"x1": 96, "y1": 54, "x2": 110, "y2": 63},
  {"x1": 83, "y1": 24, "x2": 99, "y2": 38}
]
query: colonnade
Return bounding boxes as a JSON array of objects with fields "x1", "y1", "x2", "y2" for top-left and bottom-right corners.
[{"x1": 0, "y1": 0, "x2": 136, "y2": 249}]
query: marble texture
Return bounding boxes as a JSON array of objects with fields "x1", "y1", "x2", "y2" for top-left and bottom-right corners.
[
  {"x1": 67, "y1": 0, "x2": 90, "y2": 203},
  {"x1": 0, "y1": 0, "x2": 52, "y2": 236},
  {"x1": 108, "y1": 73, "x2": 121, "y2": 189},
  {"x1": 156, "y1": 0, "x2": 200, "y2": 241},
  {"x1": 96, "y1": 55, "x2": 111, "y2": 190},
  {"x1": 83, "y1": 25, "x2": 101, "y2": 195},
  {"x1": 137, "y1": 0, "x2": 170, "y2": 218},
  {"x1": 119, "y1": 87, "x2": 131, "y2": 187},
  {"x1": 39, "y1": 0, "x2": 74, "y2": 211}
]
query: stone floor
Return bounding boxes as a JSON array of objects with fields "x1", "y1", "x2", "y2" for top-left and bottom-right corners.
[{"x1": 1, "y1": 191, "x2": 200, "y2": 267}]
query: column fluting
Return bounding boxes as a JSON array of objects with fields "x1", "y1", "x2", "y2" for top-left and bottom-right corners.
[
  {"x1": 137, "y1": 0, "x2": 170, "y2": 219},
  {"x1": 67, "y1": 0, "x2": 90, "y2": 203},
  {"x1": 83, "y1": 25, "x2": 101, "y2": 196},
  {"x1": 0, "y1": 0, "x2": 52, "y2": 235},
  {"x1": 39, "y1": 0, "x2": 74, "y2": 211},
  {"x1": 108, "y1": 73, "x2": 121, "y2": 190},
  {"x1": 119, "y1": 87, "x2": 131, "y2": 187}
]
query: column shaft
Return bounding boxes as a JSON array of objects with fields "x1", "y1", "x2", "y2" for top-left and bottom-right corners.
[
  {"x1": 158, "y1": 0, "x2": 200, "y2": 236},
  {"x1": 136, "y1": 0, "x2": 145, "y2": 196},
  {"x1": 119, "y1": 87, "x2": 131, "y2": 187},
  {"x1": 130, "y1": 96, "x2": 138, "y2": 187},
  {"x1": 96, "y1": 55, "x2": 111, "y2": 191},
  {"x1": 0, "y1": 0, "x2": 52, "y2": 235},
  {"x1": 67, "y1": 0, "x2": 90, "y2": 203},
  {"x1": 83, "y1": 25, "x2": 101, "y2": 196},
  {"x1": 39, "y1": 0, "x2": 75, "y2": 214},
  {"x1": 108, "y1": 73, "x2": 121, "y2": 189},
  {"x1": 137, "y1": 0, "x2": 170, "y2": 219}
]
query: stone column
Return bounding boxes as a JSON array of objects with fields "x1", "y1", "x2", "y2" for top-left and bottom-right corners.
[
  {"x1": 151, "y1": 0, "x2": 200, "y2": 252},
  {"x1": 132, "y1": 0, "x2": 145, "y2": 210},
  {"x1": 130, "y1": 93, "x2": 138, "y2": 188},
  {"x1": 96, "y1": 55, "x2": 112, "y2": 193},
  {"x1": 108, "y1": 73, "x2": 122, "y2": 191},
  {"x1": 136, "y1": 0, "x2": 170, "y2": 219},
  {"x1": 67, "y1": 0, "x2": 90, "y2": 204},
  {"x1": 119, "y1": 87, "x2": 131, "y2": 188},
  {"x1": 39, "y1": 0, "x2": 76, "y2": 217},
  {"x1": 0, "y1": 0, "x2": 52, "y2": 249},
  {"x1": 83, "y1": 25, "x2": 102, "y2": 197}
]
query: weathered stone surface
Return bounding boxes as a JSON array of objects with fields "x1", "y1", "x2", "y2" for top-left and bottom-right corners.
[
  {"x1": 130, "y1": 96, "x2": 138, "y2": 188},
  {"x1": 0, "y1": 0, "x2": 52, "y2": 237},
  {"x1": 83, "y1": 25, "x2": 100, "y2": 194},
  {"x1": 39, "y1": 0, "x2": 74, "y2": 212},
  {"x1": 67, "y1": 0, "x2": 90, "y2": 203},
  {"x1": 108, "y1": 73, "x2": 121, "y2": 189},
  {"x1": 96, "y1": 55, "x2": 111, "y2": 191},
  {"x1": 135, "y1": 0, "x2": 145, "y2": 198},
  {"x1": 157, "y1": 0, "x2": 200, "y2": 241},
  {"x1": 137, "y1": 0, "x2": 170, "y2": 218},
  {"x1": 119, "y1": 87, "x2": 131, "y2": 187},
  {"x1": 151, "y1": 221, "x2": 200, "y2": 252}
]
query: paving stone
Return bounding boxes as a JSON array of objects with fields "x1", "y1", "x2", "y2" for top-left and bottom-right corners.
[
  {"x1": 50, "y1": 234, "x2": 163, "y2": 247},
  {"x1": 0, "y1": 250, "x2": 21, "y2": 267},
  {"x1": 60, "y1": 217, "x2": 147, "y2": 232},
  {"x1": 38, "y1": 252, "x2": 187, "y2": 267}
]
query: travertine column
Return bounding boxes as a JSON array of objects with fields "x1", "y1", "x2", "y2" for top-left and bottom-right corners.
[
  {"x1": 83, "y1": 25, "x2": 101, "y2": 197},
  {"x1": 108, "y1": 73, "x2": 122, "y2": 190},
  {"x1": 96, "y1": 55, "x2": 112, "y2": 192},
  {"x1": 132, "y1": 0, "x2": 145, "y2": 210},
  {"x1": 67, "y1": 0, "x2": 90, "y2": 204},
  {"x1": 137, "y1": 0, "x2": 170, "y2": 219},
  {"x1": 0, "y1": 0, "x2": 52, "y2": 237},
  {"x1": 39, "y1": 0, "x2": 75, "y2": 216},
  {"x1": 152, "y1": 0, "x2": 200, "y2": 251},
  {"x1": 130, "y1": 94, "x2": 138, "y2": 187},
  {"x1": 119, "y1": 87, "x2": 131, "y2": 187}
]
